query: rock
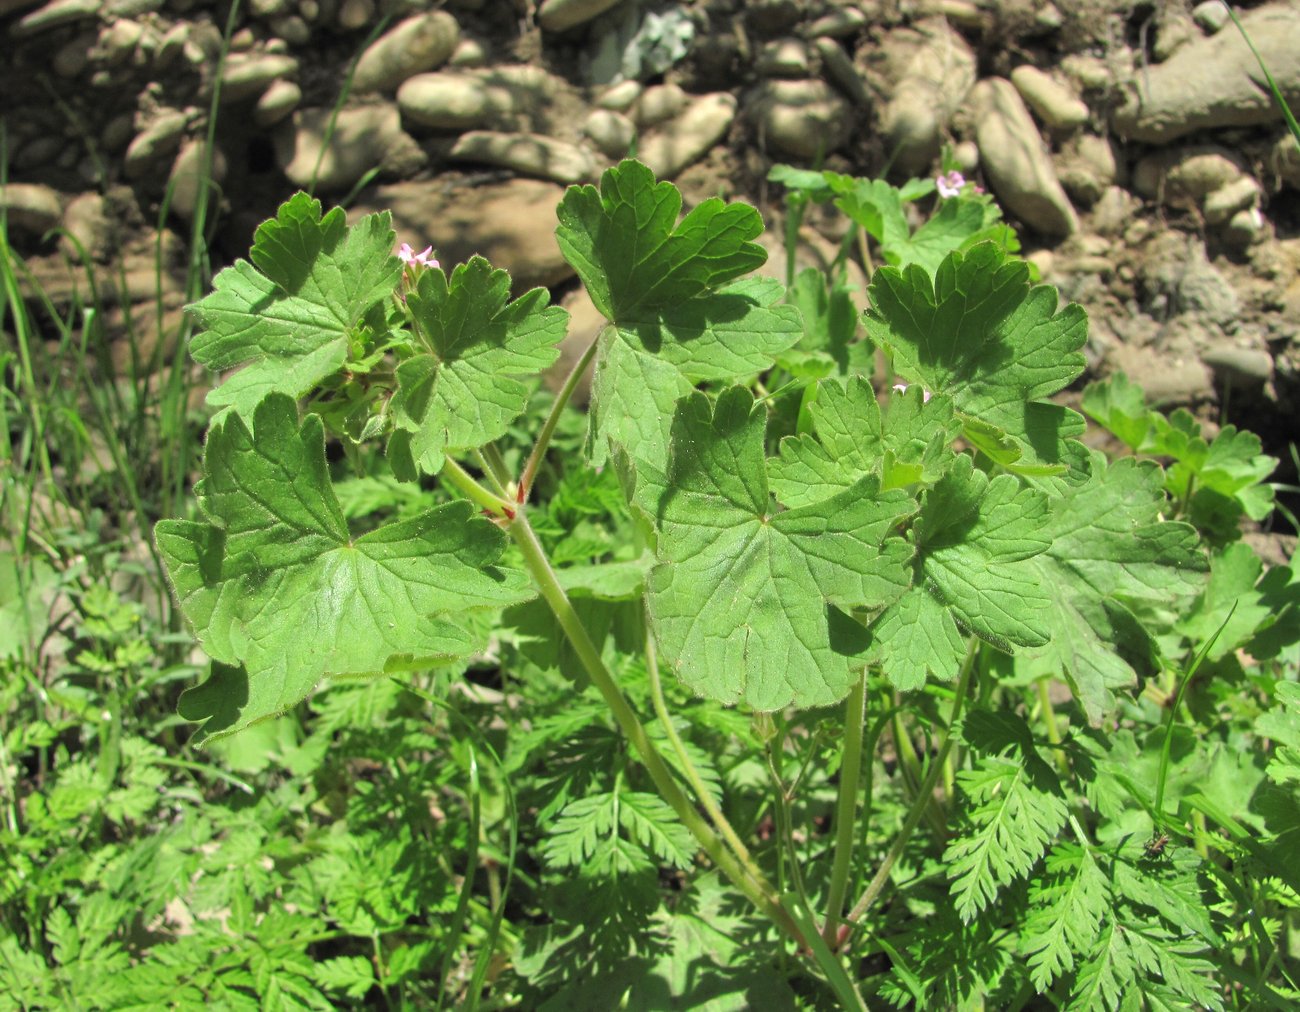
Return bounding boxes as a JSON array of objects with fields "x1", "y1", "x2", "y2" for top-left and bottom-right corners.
[
  {"x1": 1192, "y1": 0, "x2": 1229, "y2": 33},
  {"x1": 757, "y1": 38, "x2": 811, "y2": 77},
  {"x1": 1113, "y1": 3, "x2": 1300, "y2": 143},
  {"x1": 270, "y1": 14, "x2": 310, "y2": 45},
  {"x1": 220, "y1": 53, "x2": 298, "y2": 103},
  {"x1": 53, "y1": 31, "x2": 94, "y2": 76},
  {"x1": 639, "y1": 92, "x2": 736, "y2": 179},
  {"x1": 337, "y1": 0, "x2": 372, "y2": 30},
  {"x1": 1140, "y1": 233, "x2": 1239, "y2": 326},
  {"x1": 1153, "y1": 7, "x2": 1198, "y2": 61},
  {"x1": 353, "y1": 178, "x2": 574, "y2": 290},
  {"x1": 1271, "y1": 133, "x2": 1300, "y2": 189},
  {"x1": 448, "y1": 131, "x2": 595, "y2": 184},
  {"x1": 1132, "y1": 146, "x2": 1246, "y2": 207},
  {"x1": 971, "y1": 78, "x2": 1078, "y2": 237},
  {"x1": 1110, "y1": 344, "x2": 1214, "y2": 407},
  {"x1": 276, "y1": 104, "x2": 425, "y2": 192},
  {"x1": 1203, "y1": 176, "x2": 1260, "y2": 225},
  {"x1": 1010, "y1": 65, "x2": 1089, "y2": 131},
  {"x1": 634, "y1": 83, "x2": 688, "y2": 128},
  {"x1": 1224, "y1": 207, "x2": 1266, "y2": 247},
  {"x1": 598, "y1": 79, "x2": 642, "y2": 112},
  {"x1": 124, "y1": 110, "x2": 190, "y2": 179},
  {"x1": 537, "y1": 0, "x2": 623, "y2": 33},
  {"x1": 1055, "y1": 133, "x2": 1117, "y2": 206},
  {"x1": 752, "y1": 78, "x2": 853, "y2": 160},
  {"x1": 875, "y1": 20, "x2": 977, "y2": 175},
  {"x1": 255, "y1": 78, "x2": 301, "y2": 126},
  {"x1": 803, "y1": 6, "x2": 867, "y2": 38},
  {"x1": 97, "y1": 18, "x2": 144, "y2": 66},
  {"x1": 167, "y1": 139, "x2": 227, "y2": 221},
  {"x1": 747, "y1": 0, "x2": 803, "y2": 37},
  {"x1": 584, "y1": 109, "x2": 636, "y2": 159},
  {"x1": 11, "y1": 0, "x2": 98, "y2": 38},
  {"x1": 814, "y1": 37, "x2": 869, "y2": 106},
  {"x1": 450, "y1": 37, "x2": 487, "y2": 67},
  {"x1": 397, "y1": 68, "x2": 561, "y2": 130},
  {"x1": 0, "y1": 183, "x2": 62, "y2": 235},
  {"x1": 353, "y1": 12, "x2": 459, "y2": 93},
  {"x1": 1202, "y1": 344, "x2": 1273, "y2": 386},
  {"x1": 60, "y1": 192, "x2": 114, "y2": 261},
  {"x1": 1061, "y1": 53, "x2": 1112, "y2": 93}
]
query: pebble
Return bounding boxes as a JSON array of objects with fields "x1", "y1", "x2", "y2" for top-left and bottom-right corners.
[
  {"x1": 1055, "y1": 133, "x2": 1117, "y2": 206},
  {"x1": 752, "y1": 78, "x2": 852, "y2": 159},
  {"x1": 1272, "y1": 133, "x2": 1300, "y2": 189},
  {"x1": 337, "y1": 0, "x2": 371, "y2": 29},
  {"x1": 639, "y1": 92, "x2": 736, "y2": 179},
  {"x1": 802, "y1": 6, "x2": 867, "y2": 38},
  {"x1": 398, "y1": 72, "x2": 498, "y2": 130},
  {"x1": 814, "y1": 37, "x2": 869, "y2": 106},
  {"x1": 97, "y1": 18, "x2": 144, "y2": 66},
  {"x1": 254, "y1": 79, "x2": 302, "y2": 126},
  {"x1": 1132, "y1": 147, "x2": 1245, "y2": 206},
  {"x1": 448, "y1": 131, "x2": 595, "y2": 184},
  {"x1": 1225, "y1": 207, "x2": 1266, "y2": 247},
  {"x1": 0, "y1": 183, "x2": 62, "y2": 235},
  {"x1": 634, "y1": 83, "x2": 688, "y2": 128},
  {"x1": 270, "y1": 15, "x2": 311, "y2": 46},
  {"x1": 276, "y1": 104, "x2": 425, "y2": 191},
  {"x1": 11, "y1": 0, "x2": 98, "y2": 37},
  {"x1": 353, "y1": 12, "x2": 460, "y2": 93},
  {"x1": 155, "y1": 23, "x2": 188, "y2": 70},
  {"x1": 971, "y1": 77, "x2": 1078, "y2": 237},
  {"x1": 757, "y1": 38, "x2": 811, "y2": 77},
  {"x1": 584, "y1": 109, "x2": 637, "y2": 159},
  {"x1": 1010, "y1": 65, "x2": 1088, "y2": 131},
  {"x1": 1204, "y1": 176, "x2": 1260, "y2": 225},
  {"x1": 251, "y1": 0, "x2": 288, "y2": 15},
  {"x1": 167, "y1": 139, "x2": 228, "y2": 222},
  {"x1": 877, "y1": 20, "x2": 977, "y2": 175},
  {"x1": 53, "y1": 32, "x2": 94, "y2": 77},
  {"x1": 537, "y1": 0, "x2": 623, "y2": 33},
  {"x1": 59, "y1": 192, "x2": 114, "y2": 261},
  {"x1": 598, "y1": 79, "x2": 642, "y2": 111},
  {"x1": 220, "y1": 53, "x2": 298, "y2": 103},
  {"x1": 101, "y1": 113, "x2": 135, "y2": 153},
  {"x1": 1202, "y1": 344, "x2": 1273, "y2": 385},
  {"x1": 450, "y1": 37, "x2": 487, "y2": 68},
  {"x1": 1192, "y1": 0, "x2": 1230, "y2": 33},
  {"x1": 1110, "y1": 345, "x2": 1213, "y2": 407},
  {"x1": 124, "y1": 110, "x2": 190, "y2": 178}
]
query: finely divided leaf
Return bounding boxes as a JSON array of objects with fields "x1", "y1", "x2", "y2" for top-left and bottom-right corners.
[
  {"x1": 390, "y1": 256, "x2": 566, "y2": 474},
  {"x1": 155, "y1": 394, "x2": 530, "y2": 741},
  {"x1": 1020, "y1": 844, "x2": 1108, "y2": 992},
  {"x1": 556, "y1": 159, "x2": 801, "y2": 467},
  {"x1": 865, "y1": 243, "x2": 1088, "y2": 477},
  {"x1": 645, "y1": 386, "x2": 915, "y2": 711},
  {"x1": 189, "y1": 192, "x2": 401, "y2": 416}
]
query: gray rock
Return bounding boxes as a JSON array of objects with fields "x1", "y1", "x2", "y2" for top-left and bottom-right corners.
[
  {"x1": 60, "y1": 192, "x2": 115, "y2": 261},
  {"x1": 1055, "y1": 133, "x2": 1117, "y2": 206},
  {"x1": 802, "y1": 6, "x2": 867, "y2": 39},
  {"x1": 167, "y1": 139, "x2": 227, "y2": 222},
  {"x1": 220, "y1": 53, "x2": 298, "y2": 103},
  {"x1": 1203, "y1": 176, "x2": 1260, "y2": 225},
  {"x1": 96, "y1": 18, "x2": 144, "y2": 66},
  {"x1": 757, "y1": 38, "x2": 811, "y2": 78},
  {"x1": 450, "y1": 37, "x2": 487, "y2": 68},
  {"x1": 270, "y1": 15, "x2": 311, "y2": 46},
  {"x1": 1113, "y1": 3, "x2": 1300, "y2": 143},
  {"x1": 814, "y1": 37, "x2": 869, "y2": 107},
  {"x1": 1110, "y1": 343, "x2": 1214, "y2": 407},
  {"x1": 448, "y1": 131, "x2": 595, "y2": 184},
  {"x1": 640, "y1": 92, "x2": 736, "y2": 179},
  {"x1": 1225, "y1": 207, "x2": 1267, "y2": 247},
  {"x1": 255, "y1": 78, "x2": 302, "y2": 126},
  {"x1": 1141, "y1": 234, "x2": 1239, "y2": 326},
  {"x1": 1192, "y1": 0, "x2": 1230, "y2": 33},
  {"x1": 398, "y1": 67, "x2": 561, "y2": 131},
  {"x1": 584, "y1": 109, "x2": 637, "y2": 159},
  {"x1": 1153, "y1": 8, "x2": 1198, "y2": 62},
  {"x1": 353, "y1": 12, "x2": 459, "y2": 93},
  {"x1": 124, "y1": 110, "x2": 190, "y2": 178},
  {"x1": 537, "y1": 0, "x2": 624, "y2": 33},
  {"x1": 1202, "y1": 344, "x2": 1273, "y2": 385},
  {"x1": 1272, "y1": 133, "x2": 1300, "y2": 189},
  {"x1": 337, "y1": 0, "x2": 372, "y2": 30},
  {"x1": 876, "y1": 20, "x2": 977, "y2": 175},
  {"x1": 0, "y1": 183, "x2": 62, "y2": 235},
  {"x1": 597, "y1": 79, "x2": 642, "y2": 112},
  {"x1": 276, "y1": 104, "x2": 425, "y2": 192},
  {"x1": 1132, "y1": 147, "x2": 1247, "y2": 207},
  {"x1": 752, "y1": 78, "x2": 852, "y2": 159},
  {"x1": 11, "y1": 0, "x2": 98, "y2": 38},
  {"x1": 634, "y1": 83, "x2": 688, "y2": 128},
  {"x1": 971, "y1": 78, "x2": 1078, "y2": 237},
  {"x1": 1010, "y1": 65, "x2": 1088, "y2": 131},
  {"x1": 352, "y1": 177, "x2": 575, "y2": 290}
]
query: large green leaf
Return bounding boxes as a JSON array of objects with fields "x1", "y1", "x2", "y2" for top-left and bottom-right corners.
[
  {"x1": 641, "y1": 386, "x2": 914, "y2": 711},
  {"x1": 390, "y1": 256, "x2": 567, "y2": 474},
  {"x1": 155, "y1": 394, "x2": 530, "y2": 741},
  {"x1": 189, "y1": 192, "x2": 401, "y2": 416},
  {"x1": 556, "y1": 159, "x2": 801, "y2": 468}
]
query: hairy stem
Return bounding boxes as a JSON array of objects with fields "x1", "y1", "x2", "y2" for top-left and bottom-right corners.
[
  {"x1": 823, "y1": 673, "x2": 866, "y2": 945},
  {"x1": 475, "y1": 444, "x2": 512, "y2": 497},
  {"x1": 519, "y1": 335, "x2": 600, "y2": 502},
  {"x1": 838, "y1": 637, "x2": 980, "y2": 948},
  {"x1": 441, "y1": 457, "x2": 514, "y2": 516}
]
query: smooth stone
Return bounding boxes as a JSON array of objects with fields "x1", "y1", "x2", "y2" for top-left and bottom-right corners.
[
  {"x1": 1203, "y1": 177, "x2": 1261, "y2": 225},
  {"x1": 337, "y1": 0, "x2": 372, "y2": 30},
  {"x1": 101, "y1": 113, "x2": 134, "y2": 153},
  {"x1": 1091, "y1": 186, "x2": 1142, "y2": 237},
  {"x1": 802, "y1": 6, "x2": 867, "y2": 38},
  {"x1": 1109, "y1": 344, "x2": 1213, "y2": 407},
  {"x1": 167, "y1": 139, "x2": 228, "y2": 221},
  {"x1": 60, "y1": 192, "x2": 114, "y2": 261},
  {"x1": 877, "y1": 20, "x2": 977, "y2": 175},
  {"x1": 254, "y1": 78, "x2": 302, "y2": 126},
  {"x1": 537, "y1": 0, "x2": 623, "y2": 33},
  {"x1": 155, "y1": 23, "x2": 188, "y2": 69},
  {"x1": 1061, "y1": 53, "x2": 1111, "y2": 92},
  {"x1": 757, "y1": 38, "x2": 810, "y2": 77},
  {"x1": 584, "y1": 109, "x2": 636, "y2": 159},
  {"x1": 814, "y1": 37, "x2": 870, "y2": 107},
  {"x1": 269, "y1": 15, "x2": 310, "y2": 45},
  {"x1": 1202, "y1": 344, "x2": 1273, "y2": 384},
  {"x1": 97, "y1": 18, "x2": 144, "y2": 65},
  {"x1": 276, "y1": 104, "x2": 425, "y2": 191},
  {"x1": 447, "y1": 131, "x2": 595, "y2": 184},
  {"x1": 352, "y1": 178, "x2": 574, "y2": 290},
  {"x1": 123, "y1": 109, "x2": 190, "y2": 178},
  {"x1": 597, "y1": 79, "x2": 642, "y2": 111},
  {"x1": 972, "y1": 77, "x2": 1078, "y2": 237},
  {"x1": 353, "y1": 12, "x2": 459, "y2": 93},
  {"x1": 1153, "y1": 9, "x2": 1198, "y2": 61},
  {"x1": 220, "y1": 53, "x2": 298, "y2": 103},
  {"x1": 634, "y1": 83, "x2": 688, "y2": 128},
  {"x1": 639, "y1": 92, "x2": 736, "y2": 179},
  {"x1": 1272, "y1": 133, "x2": 1300, "y2": 189},
  {"x1": 752, "y1": 78, "x2": 852, "y2": 159},
  {"x1": 1192, "y1": 0, "x2": 1229, "y2": 33},
  {"x1": 0, "y1": 183, "x2": 62, "y2": 234},
  {"x1": 1010, "y1": 65, "x2": 1088, "y2": 131},
  {"x1": 1132, "y1": 147, "x2": 1246, "y2": 206},
  {"x1": 450, "y1": 37, "x2": 487, "y2": 67},
  {"x1": 11, "y1": 0, "x2": 98, "y2": 37},
  {"x1": 397, "y1": 68, "x2": 556, "y2": 130},
  {"x1": 1055, "y1": 133, "x2": 1117, "y2": 206},
  {"x1": 1114, "y1": 3, "x2": 1300, "y2": 143},
  {"x1": 1225, "y1": 207, "x2": 1266, "y2": 247}
]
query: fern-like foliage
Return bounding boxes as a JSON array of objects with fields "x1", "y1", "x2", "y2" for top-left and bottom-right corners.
[{"x1": 1020, "y1": 842, "x2": 1108, "y2": 991}]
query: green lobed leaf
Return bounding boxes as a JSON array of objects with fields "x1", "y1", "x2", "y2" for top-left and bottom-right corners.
[
  {"x1": 1176, "y1": 542, "x2": 1300, "y2": 661},
  {"x1": 865, "y1": 242, "x2": 1089, "y2": 477},
  {"x1": 642, "y1": 386, "x2": 915, "y2": 711},
  {"x1": 155, "y1": 394, "x2": 530, "y2": 742},
  {"x1": 556, "y1": 159, "x2": 801, "y2": 468},
  {"x1": 188, "y1": 192, "x2": 402, "y2": 416},
  {"x1": 390, "y1": 256, "x2": 566, "y2": 475}
]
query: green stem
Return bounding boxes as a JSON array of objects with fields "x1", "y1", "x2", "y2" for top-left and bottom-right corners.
[
  {"x1": 893, "y1": 704, "x2": 947, "y2": 839},
  {"x1": 839, "y1": 637, "x2": 979, "y2": 947},
  {"x1": 823, "y1": 672, "x2": 866, "y2": 945},
  {"x1": 644, "y1": 613, "x2": 754, "y2": 865},
  {"x1": 519, "y1": 336, "x2": 600, "y2": 502},
  {"x1": 473, "y1": 447, "x2": 510, "y2": 498},
  {"x1": 766, "y1": 744, "x2": 815, "y2": 919},
  {"x1": 480, "y1": 443, "x2": 513, "y2": 491},
  {"x1": 441, "y1": 457, "x2": 514, "y2": 516}
]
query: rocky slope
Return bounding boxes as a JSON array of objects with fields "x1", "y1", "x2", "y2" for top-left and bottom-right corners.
[{"x1": 2, "y1": 0, "x2": 1298, "y2": 470}]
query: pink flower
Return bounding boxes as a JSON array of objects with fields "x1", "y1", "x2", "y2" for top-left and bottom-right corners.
[
  {"x1": 936, "y1": 170, "x2": 965, "y2": 199},
  {"x1": 397, "y1": 242, "x2": 438, "y2": 269},
  {"x1": 892, "y1": 382, "x2": 932, "y2": 403}
]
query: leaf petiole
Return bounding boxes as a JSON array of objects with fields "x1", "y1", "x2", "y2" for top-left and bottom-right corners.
[
  {"x1": 519, "y1": 335, "x2": 600, "y2": 503},
  {"x1": 441, "y1": 457, "x2": 515, "y2": 516}
]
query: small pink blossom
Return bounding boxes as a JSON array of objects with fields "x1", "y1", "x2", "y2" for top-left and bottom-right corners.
[
  {"x1": 892, "y1": 382, "x2": 932, "y2": 403},
  {"x1": 936, "y1": 170, "x2": 965, "y2": 199},
  {"x1": 397, "y1": 242, "x2": 438, "y2": 269}
]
